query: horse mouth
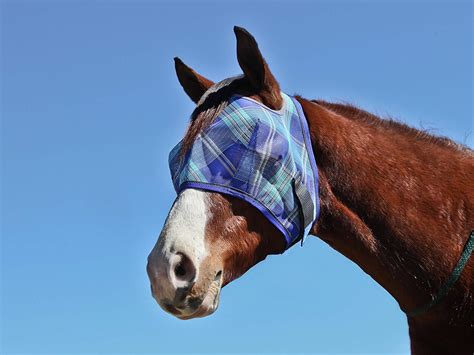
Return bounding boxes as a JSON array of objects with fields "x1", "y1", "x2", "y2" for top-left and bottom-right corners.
[{"x1": 176, "y1": 271, "x2": 223, "y2": 320}]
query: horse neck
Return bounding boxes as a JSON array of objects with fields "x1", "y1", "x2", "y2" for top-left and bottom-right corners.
[{"x1": 297, "y1": 97, "x2": 473, "y2": 316}]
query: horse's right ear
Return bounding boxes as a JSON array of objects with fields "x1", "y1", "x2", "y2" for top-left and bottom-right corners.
[
  {"x1": 233, "y1": 26, "x2": 282, "y2": 110},
  {"x1": 174, "y1": 57, "x2": 214, "y2": 104}
]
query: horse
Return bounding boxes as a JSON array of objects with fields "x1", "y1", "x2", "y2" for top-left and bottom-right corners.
[{"x1": 147, "y1": 26, "x2": 474, "y2": 354}]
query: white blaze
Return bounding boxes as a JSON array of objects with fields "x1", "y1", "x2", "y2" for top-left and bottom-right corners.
[{"x1": 160, "y1": 189, "x2": 209, "y2": 278}]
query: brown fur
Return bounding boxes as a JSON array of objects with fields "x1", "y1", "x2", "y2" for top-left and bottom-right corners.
[{"x1": 205, "y1": 193, "x2": 286, "y2": 287}]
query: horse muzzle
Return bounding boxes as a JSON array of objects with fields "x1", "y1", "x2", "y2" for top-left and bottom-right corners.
[{"x1": 147, "y1": 249, "x2": 223, "y2": 320}]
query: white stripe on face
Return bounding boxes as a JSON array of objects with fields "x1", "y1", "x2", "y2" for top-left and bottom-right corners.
[
  {"x1": 162, "y1": 188, "x2": 209, "y2": 270},
  {"x1": 148, "y1": 188, "x2": 210, "y2": 300}
]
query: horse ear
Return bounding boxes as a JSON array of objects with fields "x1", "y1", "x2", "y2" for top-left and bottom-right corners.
[
  {"x1": 174, "y1": 57, "x2": 214, "y2": 104},
  {"x1": 234, "y1": 26, "x2": 282, "y2": 109}
]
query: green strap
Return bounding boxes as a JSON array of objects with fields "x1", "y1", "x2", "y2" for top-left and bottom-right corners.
[{"x1": 406, "y1": 230, "x2": 474, "y2": 317}]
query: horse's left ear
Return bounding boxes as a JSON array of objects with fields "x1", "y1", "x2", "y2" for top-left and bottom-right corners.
[{"x1": 234, "y1": 26, "x2": 283, "y2": 110}]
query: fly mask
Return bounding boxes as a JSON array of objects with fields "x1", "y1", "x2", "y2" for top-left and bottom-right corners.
[{"x1": 169, "y1": 93, "x2": 320, "y2": 249}]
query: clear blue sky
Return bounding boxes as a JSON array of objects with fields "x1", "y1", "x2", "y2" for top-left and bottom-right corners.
[{"x1": 1, "y1": 1, "x2": 472, "y2": 354}]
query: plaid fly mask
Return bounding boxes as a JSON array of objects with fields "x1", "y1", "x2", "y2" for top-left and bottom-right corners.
[{"x1": 169, "y1": 93, "x2": 320, "y2": 249}]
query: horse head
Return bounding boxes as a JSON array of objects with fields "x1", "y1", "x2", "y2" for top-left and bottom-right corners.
[{"x1": 146, "y1": 27, "x2": 291, "y2": 319}]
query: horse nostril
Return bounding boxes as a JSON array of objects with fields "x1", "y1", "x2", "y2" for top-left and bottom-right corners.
[
  {"x1": 171, "y1": 252, "x2": 196, "y2": 284},
  {"x1": 175, "y1": 264, "x2": 186, "y2": 278}
]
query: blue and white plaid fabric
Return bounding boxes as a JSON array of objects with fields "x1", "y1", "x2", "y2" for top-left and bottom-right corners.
[{"x1": 169, "y1": 93, "x2": 319, "y2": 249}]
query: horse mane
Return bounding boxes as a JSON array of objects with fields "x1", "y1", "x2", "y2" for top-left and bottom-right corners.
[{"x1": 313, "y1": 99, "x2": 473, "y2": 155}]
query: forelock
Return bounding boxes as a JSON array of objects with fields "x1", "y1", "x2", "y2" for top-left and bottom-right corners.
[
  {"x1": 197, "y1": 75, "x2": 243, "y2": 107},
  {"x1": 180, "y1": 75, "x2": 244, "y2": 157}
]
